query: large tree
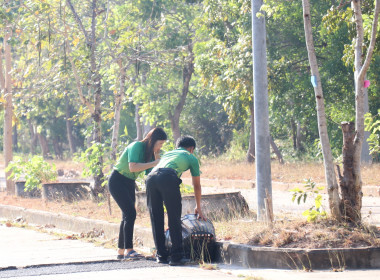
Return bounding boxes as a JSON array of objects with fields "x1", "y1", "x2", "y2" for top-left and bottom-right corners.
[{"x1": 302, "y1": 0, "x2": 379, "y2": 222}]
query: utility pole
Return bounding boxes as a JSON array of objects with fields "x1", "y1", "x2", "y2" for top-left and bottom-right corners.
[{"x1": 251, "y1": 0, "x2": 272, "y2": 221}]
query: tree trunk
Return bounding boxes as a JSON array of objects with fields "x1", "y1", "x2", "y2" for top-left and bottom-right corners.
[
  {"x1": 3, "y1": 30, "x2": 14, "y2": 195},
  {"x1": 65, "y1": 93, "x2": 76, "y2": 155},
  {"x1": 53, "y1": 137, "x2": 63, "y2": 160},
  {"x1": 37, "y1": 133, "x2": 50, "y2": 159},
  {"x1": 291, "y1": 119, "x2": 297, "y2": 150},
  {"x1": 270, "y1": 136, "x2": 284, "y2": 164},
  {"x1": 66, "y1": 0, "x2": 104, "y2": 198},
  {"x1": 246, "y1": 104, "x2": 255, "y2": 163},
  {"x1": 337, "y1": 122, "x2": 362, "y2": 222},
  {"x1": 109, "y1": 60, "x2": 128, "y2": 215},
  {"x1": 12, "y1": 125, "x2": 18, "y2": 152},
  {"x1": 135, "y1": 104, "x2": 143, "y2": 140},
  {"x1": 143, "y1": 120, "x2": 154, "y2": 137},
  {"x1": 302, "y1": 0, "x2": 341, "y2": 219},
  {"x1": 171, "y1": 41, "x2": 194, "y2": 144},
  {"x1": 296, "y1": 121, "x2": 303, "y2": 151},
  {"x1": 111, "y1": 60, "x2": 126, "y2": 162},
  {"x1": 361, "y1": 85, "x2": 372, "y2": 163},
  {"x1": 341, "y1": 0, "x2": 380, "y2": 223},
  {"x1": 28, "y1": 119, "x2": 38, "y2": 154},
  {"x1": 252, "y1": 0, "x2": 272, "y2": 221}
]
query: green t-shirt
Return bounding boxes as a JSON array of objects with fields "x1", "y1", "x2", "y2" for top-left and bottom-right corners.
[
  {"x1": 153, "y1": 148, "x2": 200, "y2": 178},
  {"x1": 114, "y1": 141, "x2": 152, "y2": 180}
]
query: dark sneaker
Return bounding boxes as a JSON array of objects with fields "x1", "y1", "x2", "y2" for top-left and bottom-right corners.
[
  {"x1": 169, "y1": 258, "x2": 187, "y2": 266},
  {"x1": 156, "y1": 256, "x2": 169, "y2": 264}
]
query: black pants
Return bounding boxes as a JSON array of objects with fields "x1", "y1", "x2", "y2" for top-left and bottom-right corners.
[
  {"x1": 108, "y1": 170, "x2": 136, "y2": 249},
  {"x1": 146, "y1": 168, "x2": 183, "y2": 261}
]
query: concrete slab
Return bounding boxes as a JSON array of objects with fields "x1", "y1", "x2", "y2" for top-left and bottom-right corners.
[{"x1": 0, "y1": 225, "x2": 115, "y2": 268}]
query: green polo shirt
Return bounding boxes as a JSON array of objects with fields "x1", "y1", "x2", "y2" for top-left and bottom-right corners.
[
  {"x1": 114, "y1": 141, "x2": 152, "y2": 180},
  {"x1": 153, "y1": 148, "x2": 200, "y2": 178}
]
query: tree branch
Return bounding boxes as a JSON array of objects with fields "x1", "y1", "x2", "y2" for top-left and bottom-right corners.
[
  {"x1": 358, "y1": 0, "x2": 380, "y2": 80},
  {"x1": 66, "y1": 0, "x2": 91, "y2": 46}
]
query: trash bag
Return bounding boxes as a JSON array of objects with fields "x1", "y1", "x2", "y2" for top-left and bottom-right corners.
[{"x1": 165, "y1": 214, "x2": 216, "y2": 262}]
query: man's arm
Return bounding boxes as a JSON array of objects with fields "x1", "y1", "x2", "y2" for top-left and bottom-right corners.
[{"x1": 192, "y1": 176, "x2": 205, "y2": 220}]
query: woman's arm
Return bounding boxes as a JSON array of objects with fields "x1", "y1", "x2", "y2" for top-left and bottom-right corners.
[
  {"x1": 129, "y1": 151, "x2": 161, "y2": 172},
  {"x1": 129, "y1": 160, "x2": 158, "y2": 172}
]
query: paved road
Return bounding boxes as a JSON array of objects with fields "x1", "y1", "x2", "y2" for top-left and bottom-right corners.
[{"x1": 1, "y1": 225, "x2": 380, "y2": 280}]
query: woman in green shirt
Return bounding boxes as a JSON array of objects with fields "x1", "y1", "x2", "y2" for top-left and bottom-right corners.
[{"x1": 109, "y1": 127, "x2": 167, "y2": 260}]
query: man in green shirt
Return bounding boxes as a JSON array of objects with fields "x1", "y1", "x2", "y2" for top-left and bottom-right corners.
[{"x1": 146, "y1": 136, "x2": 204, "y2": 266}]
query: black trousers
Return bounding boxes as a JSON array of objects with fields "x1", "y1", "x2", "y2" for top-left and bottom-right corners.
[
  {"x1": 146, "y1": 168, "x2": 183, "y2": 261},
  {"x1": 108, "y1": 170, "x2": 136, "y2": 249}
]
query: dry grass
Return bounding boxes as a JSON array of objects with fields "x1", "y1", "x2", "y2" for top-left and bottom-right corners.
[
  {"x1": 182, "y1": 158, "x2": 380, "y2": 186},
  {"x1": 214, "y1": 214, "x2": 380, "y2": 249},
  {"x1": 1, "y1": 193, "x2": 380, "y2": 249},
  {"x1": 1, "y1": 155, "x2": 379, "y2": 186}
]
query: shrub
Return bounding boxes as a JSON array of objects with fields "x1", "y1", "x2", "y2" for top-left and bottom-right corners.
[{"x1": 5, "y1": 155, "x2": 57, "y2": 191}]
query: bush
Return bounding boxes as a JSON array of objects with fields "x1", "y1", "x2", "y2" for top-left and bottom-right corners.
[{"x1": 5, "y1": 155, "x2": 57, "y2": 191}]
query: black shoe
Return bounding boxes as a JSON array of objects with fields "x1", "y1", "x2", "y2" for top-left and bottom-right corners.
[
  {"x1": 169, "y1": 258, "x2": 187, "y2": 266},
  {"x1": 156, "y1": 257, "x2": 169, "y2": 264}
]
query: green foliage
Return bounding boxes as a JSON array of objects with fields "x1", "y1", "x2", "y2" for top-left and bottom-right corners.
[
  {"x1": 75, "y1": 142, "x2": 111, "y2": 186},
  {"x1": 180, "y1": 183, "x2": 194, "y2": 194},
  {"x1": 290, "y1": 178, "x2": 327, "y2": 222},
  {"x1": 5, "y1": 156, "x2": 57, "y2": 191},
  {"x1": 365, "y1": 110, "x2": 380, "y2": 158},
  {"x1": 223, "y1": 128, "x2": 249, "y2": 161}
]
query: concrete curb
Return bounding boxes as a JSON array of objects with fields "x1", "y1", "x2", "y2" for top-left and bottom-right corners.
[
  {"x1": 0, "y1": 204, "x2": 155, "y2": 249},
  {"x1": 1, "y1": 204, "x2": 379, "y2": 269},
  {"x1": 215, "y1": 242, "x2": 380, "y2": 269}
]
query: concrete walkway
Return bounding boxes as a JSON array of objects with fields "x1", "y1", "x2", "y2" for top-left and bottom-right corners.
[{"x1": 1, "y1": 225, "x2": 380, "y2": 280}]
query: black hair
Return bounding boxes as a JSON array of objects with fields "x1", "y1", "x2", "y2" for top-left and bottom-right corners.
[
  {"x1": 141, "y1": 127, "x2": 167, "y2": 162},
  {"x1": 176, "y1": 136, "x2": 196, "y2": 149}
]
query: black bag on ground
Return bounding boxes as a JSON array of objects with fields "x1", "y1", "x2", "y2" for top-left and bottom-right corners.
[{"x1": 165, "y1": 214, "x2": 216, "y2": 262}]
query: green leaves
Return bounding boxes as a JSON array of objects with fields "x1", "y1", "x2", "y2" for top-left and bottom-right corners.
[
  {"x1": 290, "y1": 178, "x2": 327, "y2": 223},
  {"x1": 365, "y1": 110, "x2": 380, "y2": 156},
  {"x1": 5, "y1": 156, "x2": 57, "y2": 191}
]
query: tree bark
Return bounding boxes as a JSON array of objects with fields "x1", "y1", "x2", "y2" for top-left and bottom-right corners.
[
  {"x1": 337, "y1": 122, "x2": 362, "y2": 222},
  {"x1": 302, "y1": 0, "x2": 341, "y2": 219},
  {"x1": 111, "y1": 60, "x2": 126, "y2": 162},
  {"x1": 28, "y1": 119, "x2": 38, "y2": 154},
  {"x1": 296, "y1": 121, "x2": 303, "y2": 151},
  {"x1": 246, "y1": 104, "x2": 255, "y2": 163},
  {"x1": 53, "y1": 137, "x2": 63, "y2": 160},
  {"x1": 37, "y1": 133, "x2": 50, "y2": 159},
  {"x1": 3, "y1": 29, "x2": 14, "y2": 195},
  {"x1": 270, "y1": 136, "x2": 284, "y2": 164},
  {"x1": 135, "y1": 104, "x2": 143, "y2": 140},
  {"x1": 291, "y1": 119, "x2": 297, "y2": 150},
  {"x1": 65, "y1": 93, "x2": 76, "y2": 155},
  {"x1": 12, "y1": 125, "x2": 18, "y2": 152},
  {"x1": 170, "y1": 41, "x2": 194, "y2": 144},
  {"x1": 361, "y1": 84, "x2": 372, "y2": 163}
]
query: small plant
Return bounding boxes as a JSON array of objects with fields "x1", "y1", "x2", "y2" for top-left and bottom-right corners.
[
  {"x1": 290, "y1": 178, "x2": 327, "y2": 222},
  {"x1": 5, "y1": 155, "x2": 57, "y2": 191},
  {"x1": 365, "y1": 110, "x2": 380, "y2": 158}
]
